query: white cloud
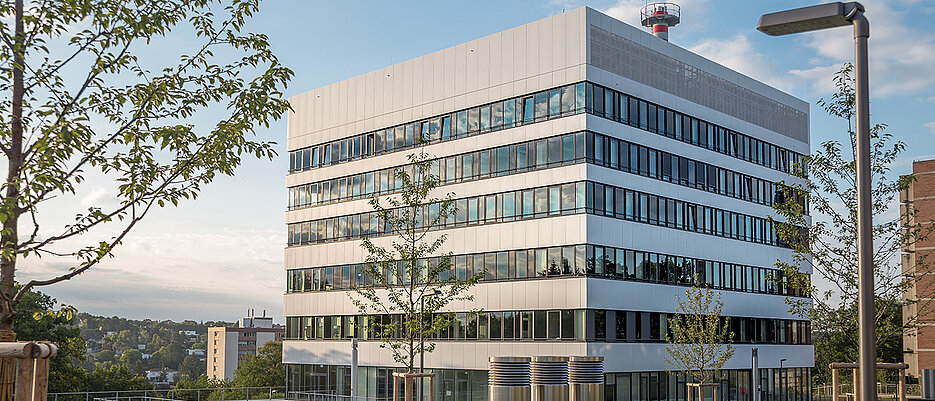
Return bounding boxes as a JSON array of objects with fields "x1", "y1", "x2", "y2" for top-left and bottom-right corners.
[
  {"x1": 17, "y1": 226, "x2": 285, "y2": 322},
  {"x1": 925, "y1": 122, "x2": 935, "y2": 134},
  {"x1": 791, "y1": 0, "x2": 935, "y2": 97},
  {"x1": 688, "y1": 34, "x2": 798, "y2": 93},
  {"x1": 80, "y1": 187, "x2": 117, "y2": 208}
]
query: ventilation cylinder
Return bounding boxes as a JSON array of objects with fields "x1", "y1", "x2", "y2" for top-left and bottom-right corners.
[
  {"x1": 531, "y1": 356, "x2": 569, "y2": 401},
  {"x1": 569, "y1": 356, "x2": 604, "y2": 401},
  {"x1": 488, "y1": 356, "x2": 531, "y2": 401}
]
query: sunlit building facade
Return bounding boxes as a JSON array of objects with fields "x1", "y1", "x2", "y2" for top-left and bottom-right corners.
[{"x1": 283, "y1": 7, "x2": 813, "y2": 401}]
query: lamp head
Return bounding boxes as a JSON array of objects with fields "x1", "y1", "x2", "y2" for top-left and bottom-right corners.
[{"x1": 757, "y1": 2, "x2": 864, "y2": 36}]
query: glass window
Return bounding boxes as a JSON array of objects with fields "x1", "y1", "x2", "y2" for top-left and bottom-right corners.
[
  {"x1": 536, "y1": 248, "x2": 548, "y2": 277},
  {"x1": 456, "y1": 111, "x2": 468, "y2": 137},
  {"x1": 549, "y1": 89, "x2": 561, "y2": 117},
  {"x1": 517, "y1": 144, "x2": 528, "y2": 171},
  {"x1": 523, "y1": 97, "x2": 534, "y2": 123},
  {"x1": 485, "y1": 253, "x2": 496, "y2": 281},
  {"x1": 547, "y1": 311, "x2": 560, "y2": 339},
  {"x1": 480, "y1": 106, "x2": 491, "y2": 132},
  {"x1": 549, "y1": 186, "x2": 560, "y2": 216},
  {"x1": 489, "y1": 312, "x2": 502, "y2": 339},
  {"x1": 516, "y1": 251, "x2": 527, "y2": 279},
  {"x1": 497, "y1": 146, "x2": 510, "y2": 175},
  {"x1": 441, "y1": 116, "x2": 451, "y2": 140},
  {"x1": 468, "y1": 108, "x2": 480, "y2": 134},
  {"x1": 503, "y1": 100, "x2": 515, "y2": 127},
  {"x1": 548, "y1": 137, "x2": 561, "y2": 165},
  {"x1": 575, "y1": 83, "x2": 586, "y2": 111},
  {"x1": 534, "y1": 92, "x2": 548, "y2": 121},
  {"x1": 535, "y1": 140, "x2": 547, "y2": 168},
  {"x1": 491, "y1": 103, "x2": 503, "y2": 129},
  {"x1": 561, "y1": 85, "x2": 576, "y2": 113},
  {"x1": 394, "y1": 126, "x2": 405, "y2": 149},
  {"x1": 534, "y1": 188, "x2": 548, "y2": 217},
  {"x1": 562, "y1": 135, "x2": 574, "y2": 162},
  {"x1": 497, "y1": 252, "x2": 509, "y2": 281},
  {"x1": 534, "y1": 311, "x2": 547, "y2": 339},
  {"x1": 523, "y1": 190, "x2": 534, "y2": 217}
]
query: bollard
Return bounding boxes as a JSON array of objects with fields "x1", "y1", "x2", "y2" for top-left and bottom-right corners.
[
  {"x1": 488, "y1": 357, "x2": 531, "y2": 401},
  {"x1": 568, "y1": 356, "x2": 603, "y2": 401},
  {"x1": 531, "y1": 356, "x2": 568, "y2": 401},
  {"x1": 924, "y1": 369, "x2": 935, "y2": 401}
]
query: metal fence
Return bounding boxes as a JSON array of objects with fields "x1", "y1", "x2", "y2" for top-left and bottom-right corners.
[
  {"x1": 289, "y1": 392, "x2": 389, "y2": 401},
  {"x1": 813, "y1": 383, "x2": 921, "y2": 400},
  {"x1": 49, "y1": 386, "x2": 287, "y2": 401}
]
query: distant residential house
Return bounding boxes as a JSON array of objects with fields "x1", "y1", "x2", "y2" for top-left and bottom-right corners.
[
  {"x1": 187, "y1": 349, "x2": 205, "y2": 356},
  {"x1": 137, "y1": 344, "x2": 145, "y2": 350},
  {"x1": 179, "y1": 330, "x2": 198, "y2": 337},
  {"x1": 145, "y1": 369, "x2": 179, "y2": 384},
  {"x1": 141, "y1": 353, "x2": 152, "y2": 360}
]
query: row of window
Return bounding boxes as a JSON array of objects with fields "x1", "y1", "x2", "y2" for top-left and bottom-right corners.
[
  {"x1": 284, "y1": 309, "x2": 810, "y2": 345},
  {"x1": 286, "y1": 181, "x2": 788, "y2": 248},
  {"x1": 587, "y1": 132, "x2": 807, "y2": 211},
  {"x1": 586, "y1": 181, "x2": 782, "y2": 245},
  {"x1": 288, "y1": 81, "x2": 803, "y2": 177},
  {"x1": 604, "y1": 368, "x2": 812, "y2": 401},
  {"x1": 586, "y1": 82, "x2": 804, "y2": 174},
  {"x1": 288, "y1": 83, "x2": 586, "y2": 173},
  {"x1": 285, "y1": 244, "x2": 807, "y2": 297},
  {"x1": 287, "y1": 132, "x2": 585, "y2": 210},
  {"x1": 287, "y1": 131, "x2": 805, "y2": 213}
]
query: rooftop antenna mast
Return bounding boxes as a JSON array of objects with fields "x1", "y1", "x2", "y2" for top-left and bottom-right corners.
[{"x1": 641, "y1": 2, "x2": 681, "y2": 41}]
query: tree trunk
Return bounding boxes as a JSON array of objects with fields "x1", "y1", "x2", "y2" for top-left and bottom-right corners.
[{"x1": 0, "y1": 0, "x2": 24, "y2": 398}]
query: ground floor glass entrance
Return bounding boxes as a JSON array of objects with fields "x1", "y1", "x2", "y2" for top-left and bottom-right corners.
[{"x1": 285, "y1": 364, "x2": 811, "y2": 401}]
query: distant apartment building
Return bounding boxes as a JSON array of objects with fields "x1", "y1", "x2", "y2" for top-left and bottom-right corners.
[
  {"x1": 902, "y1": 159, "x2": 935, "y2": 377},
  {"x1": 207, "y1": 314, "x2": 284, "y2": 380}
]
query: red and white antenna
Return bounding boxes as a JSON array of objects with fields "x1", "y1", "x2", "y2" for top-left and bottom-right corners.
[{"x1": 640, "y1": 2, "x2": 681, "y2": 41}]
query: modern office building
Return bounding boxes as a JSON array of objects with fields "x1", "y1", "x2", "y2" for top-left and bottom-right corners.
[
  {"x1": 208, "y1": 314, "x2": 284, "y2": 380},
  {"x1": 902, "y1": 159, "x2": 935, "y2": 377},
  {"x1": 283, "y1": 7, "x2": 812, "y2": 401}
]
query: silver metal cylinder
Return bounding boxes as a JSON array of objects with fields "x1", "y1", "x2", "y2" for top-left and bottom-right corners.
[
  {"x1": 923, "y1": 369, "x2": 935, "y2": 400},
  {"x1": 489, "y1": 357, "x2": 531, "y2": 401},
  {"x1": 531, "y1": 356, "x2": 568, "y2": 401},
  {"x1": 568, "y1": 356, "x2": 604, "y2": 401}
]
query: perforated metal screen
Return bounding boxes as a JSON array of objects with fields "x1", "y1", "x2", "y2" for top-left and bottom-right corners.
[{"x1": 590, "y1": 26, "x2": 808, "y2": 143}]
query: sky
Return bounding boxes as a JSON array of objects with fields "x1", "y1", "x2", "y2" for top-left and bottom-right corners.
[{"x1": 19, "y1": 0, "x2": 935, "y2": 324}]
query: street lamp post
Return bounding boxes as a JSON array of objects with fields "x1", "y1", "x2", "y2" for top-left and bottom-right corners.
[
  {"x1": 419, "y1": 289, "x2": 442, "y2": 401},
  {"x1": 758, "y1": 4, "x2": 873, "y2": 401}
]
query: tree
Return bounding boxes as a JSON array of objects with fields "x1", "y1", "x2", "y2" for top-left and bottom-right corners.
[
  {"x1": 664, "y1": 278, "x2": 735, "y2": 385},
  {"x1": 120, "y1": 349, "x2": 145, "y2": 373},
  {"x1": 231, "y1": 341, "x2": 282, "y2": 388},
  {"x1": 350, "y1": 151, "x2": 482, "y2": 372},
  {"x1": 86, "y1": 364, "x2": 151, "y2": 392},
  {"x1": 772, "y1": 64, "x2": 932, "y2": 383},
  {"x1": 178, "y1": 355, "x2": 205, "y2": 379},
  {"x1": 0, "y1": 0, "x2": 292, "y2": 336},
  {"x1": 13, "y1": 288, "x2": 87, "y2": 393}
]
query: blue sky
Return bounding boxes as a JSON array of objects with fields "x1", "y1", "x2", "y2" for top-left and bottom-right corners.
[{"x1": 24, "y1": 0, "x2": 935, "y2": 323}]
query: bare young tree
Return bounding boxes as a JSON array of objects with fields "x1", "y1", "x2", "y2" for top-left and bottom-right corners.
[
  {"x1": 665, "y1": 278, "x2": 735, "y2": 385},
  {"x1": 350, "y1": 151, "x2": 482, "y2": 373}
]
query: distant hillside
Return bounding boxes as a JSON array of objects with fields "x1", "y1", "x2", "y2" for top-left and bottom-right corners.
[{"x1": 79, "y1": 313, "x2": 234, "y2": 378}]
